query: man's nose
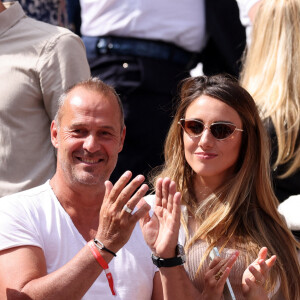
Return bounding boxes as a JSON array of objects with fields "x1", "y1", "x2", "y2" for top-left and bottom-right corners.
[{"x1": 83, "y1": 134, "x2": 100, "y2": 153}]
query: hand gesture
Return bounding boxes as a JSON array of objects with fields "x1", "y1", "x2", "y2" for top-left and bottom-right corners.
[
  {"x1": 242, "y1": 247, "x2": 277, "y2": 300},
  {"x1": 139, "y1": 177, "x2": 181, "y2": 258},
  {"x1": 96, "y1": 171, "x2": 151, "y2": 254},
  {"x1": 201, "y1": 251, "x2": 239, "y2": 300}
]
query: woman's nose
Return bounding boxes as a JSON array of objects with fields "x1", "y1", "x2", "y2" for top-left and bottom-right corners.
[{"x1": 198, "y1": 127, "x2": 214, "y2": 148}]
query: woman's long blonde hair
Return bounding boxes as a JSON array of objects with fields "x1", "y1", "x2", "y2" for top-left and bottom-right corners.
[
  {"x1": 151, "y1": 75, "x2": 300, "y2": 300},
  {"x1": 240, "y1": 0, "x2": 300, "y2": 178}
]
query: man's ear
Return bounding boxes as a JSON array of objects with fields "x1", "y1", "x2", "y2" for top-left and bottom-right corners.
[
  {"x1": 118, "y1": 125, "x2": 126, "y2": 153},
  {"x1": 50, "y1": 120, "x2": 59, "y2": 149}
]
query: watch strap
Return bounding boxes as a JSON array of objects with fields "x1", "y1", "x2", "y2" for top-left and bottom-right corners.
[
  {"x1": 151, "y1": 245, "x2": 186, "y2": 268},
  {"x1": 151, "y1": 254, "x2": 185, "y2": 268}
]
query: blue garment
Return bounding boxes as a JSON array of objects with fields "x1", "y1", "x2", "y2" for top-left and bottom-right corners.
[{"x1": 17, "y1": 0, "x2": 67, "y2": 26}]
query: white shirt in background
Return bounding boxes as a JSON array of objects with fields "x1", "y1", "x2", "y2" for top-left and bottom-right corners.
[{"x1": 80, "y1": 0, "x2": 206, "y2": 52}]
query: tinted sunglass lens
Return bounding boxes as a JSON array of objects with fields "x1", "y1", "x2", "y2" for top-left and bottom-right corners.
[
  {"x1": 185, "y1": 120, "x2": 204, "y2": 136},
  {"x1": 211, "y1": 124, "x2": 235, "y2": 139}
]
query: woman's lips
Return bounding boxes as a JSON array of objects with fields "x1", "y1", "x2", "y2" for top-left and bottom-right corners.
[{"x1": 195, "y1": 152, "x2": 218, "y2": 159}]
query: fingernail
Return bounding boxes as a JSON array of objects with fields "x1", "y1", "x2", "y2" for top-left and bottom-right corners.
[
  {"x1": 137, "y1": 175, "x2": 144, "y2": 181},
  {"x1": 123, "y1": 170, "x2": 132, "y2": 177}
]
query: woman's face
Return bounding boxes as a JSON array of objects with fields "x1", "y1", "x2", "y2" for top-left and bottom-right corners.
[{"x1": 183, "y1": 95, "x2": 243, "y2": 187}]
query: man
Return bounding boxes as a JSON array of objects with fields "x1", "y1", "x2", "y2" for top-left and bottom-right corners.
[
  {"x1": 79, "y1": 0, "x2": 246, "y2": 183},
  {"x1": 0, "y1": 78, "x2": 160, "y2": 299},
  {"x1": 0, "y1": 0, "x2": 90, "y2": 197}
]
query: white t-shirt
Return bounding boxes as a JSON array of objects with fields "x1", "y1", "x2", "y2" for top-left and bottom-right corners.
[
  {"x1": 0, "y1": 181, "x2": 157, "y2": 299},
  {"x1": 79, "y1": 0, "x2": 206, "y2": 52}
]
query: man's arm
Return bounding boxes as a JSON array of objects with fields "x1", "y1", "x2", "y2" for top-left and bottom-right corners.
[
  {"x1": 0, "y1": 172, "x2": 151, "y2": 299},
  {"x1": 0, "y1": 245, "x2": 105, "y2": 299}
]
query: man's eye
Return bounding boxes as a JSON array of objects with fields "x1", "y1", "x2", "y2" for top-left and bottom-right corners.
[
  {"x1": 73, "y1": 129, "x2": 86, "y2": 135},
  {"x1": 99, "y1": 131, "x2": 111, "y2": 136}
]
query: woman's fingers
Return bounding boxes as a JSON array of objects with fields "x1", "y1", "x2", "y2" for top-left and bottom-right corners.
[
  {"x1": 257, "y1": 247, "x2": 268, "y2": 260},
  {"x1": 249, "y1": 265, "x2": 264, "y2": 284},
  {"x1": 209, "y1": 250, "x2": 239, "y2": 270},
  {"x1": 265, "y1": 255, "x2": 277, "y2": 268},
  {"x1": 155, "y1": 178, "x2": 163, "y2": 207},
  {"x1": 161, "y1": 177, "x2": 171, "y2": 208}
]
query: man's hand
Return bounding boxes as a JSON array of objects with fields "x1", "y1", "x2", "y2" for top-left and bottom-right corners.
[{"x1": 96, "y1": 171, "x2": 151, "y2": 254}]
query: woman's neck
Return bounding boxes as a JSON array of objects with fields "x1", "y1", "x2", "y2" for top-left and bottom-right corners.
[{"x1": 193, "y1": 175, "x2": 223, "y2": 203}]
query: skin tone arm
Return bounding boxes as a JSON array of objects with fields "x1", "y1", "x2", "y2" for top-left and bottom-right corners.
[
  {"x1": 140, "y1": 177, "x2": 239, "y2": 300},
  {"x1": 0, "y1": 172, "x2": 151, "y2": 299}
]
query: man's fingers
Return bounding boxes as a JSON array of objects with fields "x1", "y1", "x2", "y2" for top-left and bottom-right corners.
[
  {"x1": 110, "y1": 173, "x2": 147, "y2": 210},
  {"x1": 106, "y1": 171, "x2": 132, "y2": 202},
  {"x1": 123, "y1": 183, "x2": 149, "y2": 214},
  {"x1": 138, "y1": 205, "x2": 151, "y2": 227},
  {"x1": 133, "y1": 201, "x2": 151, "y2": 221},
  {"x1": 104, "y1": 180, "x2": 113, "y2": 199}
]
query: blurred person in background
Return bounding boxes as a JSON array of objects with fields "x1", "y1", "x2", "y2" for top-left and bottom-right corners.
[
  {"x1": 0, "y1": 0, "x2": 90, "y2": 197},
  {"x1": 240, "y1": 0, "x2": 300, "y2": 203}
]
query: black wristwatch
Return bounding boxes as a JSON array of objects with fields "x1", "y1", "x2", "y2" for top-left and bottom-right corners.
[{"x1": 151, "y1": 244, "x2": 186, "y2": 268}]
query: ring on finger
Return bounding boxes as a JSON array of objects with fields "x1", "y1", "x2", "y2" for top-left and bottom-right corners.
[
  {"x1": 255, "y1": 279, "x2": 262, "y2": 285},
  {"x1": 214, "y1": 270, "x2": 223, "y2": 281},
  {"x1": 123, "y1": 204, "x2": 133, "y2": 214}
]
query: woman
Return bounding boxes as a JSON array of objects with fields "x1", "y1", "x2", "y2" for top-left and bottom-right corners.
[
  {"x1": 240, "y1": 0, "x2": 300, "y2": 202},
  {"x1": 141, "y1": 75, "x2": 300, "y2": 300}
]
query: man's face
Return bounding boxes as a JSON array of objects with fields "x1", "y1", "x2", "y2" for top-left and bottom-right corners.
[{"x1": 51, "y1": 87, "x2": 125, "y2": 187}]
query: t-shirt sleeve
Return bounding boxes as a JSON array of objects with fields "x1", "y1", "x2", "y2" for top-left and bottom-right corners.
[{"x1": 0, "y1": 197, "x2": 43, "y2": 251}]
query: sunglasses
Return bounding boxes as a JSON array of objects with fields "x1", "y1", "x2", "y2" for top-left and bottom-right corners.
[{"x1": 178, "y1": 119, "x2": 243, "y2": 140}]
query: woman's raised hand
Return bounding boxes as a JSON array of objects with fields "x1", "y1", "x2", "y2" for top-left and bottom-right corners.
[
  {"x1": 139, "y1": 177, "x2": 181, "y2": 258},
  {"x1": 242, "y1": 247, "x2": 277, "y2": 300}
]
